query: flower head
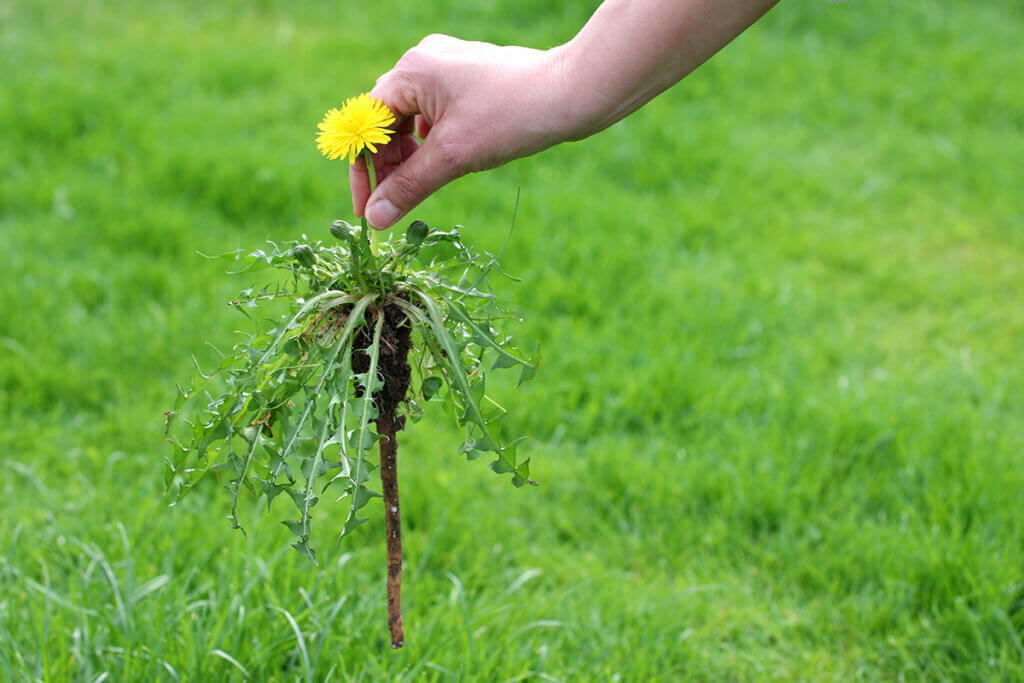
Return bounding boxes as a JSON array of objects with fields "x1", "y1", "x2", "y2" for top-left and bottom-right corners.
[{"x1": 316, "y1": 93, "x2": 395, "y2": 164}]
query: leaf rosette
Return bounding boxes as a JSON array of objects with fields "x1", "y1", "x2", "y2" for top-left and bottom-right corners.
[{"x1": 164, "y1": 219, "x2": 539, "y2": 565}]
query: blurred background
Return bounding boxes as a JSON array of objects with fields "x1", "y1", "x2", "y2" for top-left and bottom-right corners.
[{"x1": 2, "y1": 0, "x2": 1022, "y2": 679}]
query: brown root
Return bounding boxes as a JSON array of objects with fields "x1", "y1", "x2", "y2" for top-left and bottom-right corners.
[{"x1": 352, "y1": 300, "x2": 412, "y2": 648}]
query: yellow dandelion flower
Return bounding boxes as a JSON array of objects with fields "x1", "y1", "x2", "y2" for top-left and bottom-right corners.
[{"x1": 316, "y1": 93, "x2": 395, "y2": 164}]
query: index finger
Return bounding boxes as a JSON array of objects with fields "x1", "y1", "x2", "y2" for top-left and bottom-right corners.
[{"x1": 349, "y1": 117, "x2": 416, "y2": 217}]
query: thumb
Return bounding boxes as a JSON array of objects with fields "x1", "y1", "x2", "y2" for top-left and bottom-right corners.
[{"x1": 365, "y1": 135, "x2": 465, "y2": 229}]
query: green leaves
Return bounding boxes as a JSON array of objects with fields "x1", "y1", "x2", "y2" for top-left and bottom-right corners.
[
  {"x1": 446, "y1": 300, "x2": 539, "y2": 387},
  {"x1": 334, "y1": 312, "x2": 385, "y2": 545},
  {"x1": 421, "y1": 376, "x2": 443, "y2": 401},
  {"x1": 403, "y1": 290, "x2": 534, "y2": 486},
  {"x1": 166, "y1": 217, "x2": 539, "y2": 563}
]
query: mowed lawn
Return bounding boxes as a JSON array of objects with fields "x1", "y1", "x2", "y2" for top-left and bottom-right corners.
[{"x1": 2, "y1": 0, "x2": 1022, "y2": 679}]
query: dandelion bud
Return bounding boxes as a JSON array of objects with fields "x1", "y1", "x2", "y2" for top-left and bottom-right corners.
[
  {"x1": 331, "y1": 220, "x2": 358, "y2": 241},
  {"x1": 406, "y1": 220, "x2": 429, "y2": 246},
  {"x1": 291, "y1": 244, "x2": 316, "y2": 268}
]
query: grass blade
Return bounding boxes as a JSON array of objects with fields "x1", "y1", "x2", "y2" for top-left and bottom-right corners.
[{"x1": 271, "y1": 606, "x2": 312, "y2": 682}]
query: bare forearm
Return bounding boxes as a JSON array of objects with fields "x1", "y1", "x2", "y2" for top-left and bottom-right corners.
[
  {"x1": 554, "y1": 0, "x2": 780, "y2": 139},
  {"x1": 357, "y1": 0, "x2": 779, "y2": 228}
]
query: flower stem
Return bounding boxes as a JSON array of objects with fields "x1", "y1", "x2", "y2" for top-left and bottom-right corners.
[
  {"x1": 364, "y1": 151, "x2": 379, "y2": 196},
  {"x1": 360, "y1": 151, "x2": 382, "y2": 291}
]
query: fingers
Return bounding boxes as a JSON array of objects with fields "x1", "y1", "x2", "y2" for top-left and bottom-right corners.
[
  {"x1": 396, "y1": 117, "x2": 416, "y2": 136},
  {"x1": 364, "y1": 133, "x2": 466, "y2": 229},
  {"x1": 352, "y1": 35, "x2": 468, "y2": 227},
  {"x1": 400, "y1": 133, "x2": 419, "y2": 161},
  {"x1": 350, "y1": 133, "x2": 420, "y2": 217},
  {"x1": 378, "y1": 130, "x2": 407, "y2": 176},
  {"x1": 370, "y1": 60, "x2": 431, "y2": 121},
  {"x1": 415, "y1": 114, "x2": 432, "y2": 140},
  {"x1": 349, "y1": 156, "x2": 371, "y2": 216},
  {"x1": 417, "y1": 33, "x2": 460, "y2": 52},
  {"x1": 350, "y1": 56, "x2": 438, "y2": 216}
]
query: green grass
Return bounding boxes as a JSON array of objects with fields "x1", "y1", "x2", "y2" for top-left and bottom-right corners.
[{"x1": 2, "y1": 0, "x2": 1023, "y2": 679}]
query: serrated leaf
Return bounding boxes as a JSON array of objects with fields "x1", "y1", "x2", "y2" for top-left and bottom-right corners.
[
  {"x1": 227, "y1": 422, "x2": 265, "y2": 535},
  {"x1": 349, "y1": 312, "x2": 385, "y2": 520},
  {"x1": 411, "y1": 292, "x2": 499, "y2": 454},
  {"x1": 267, "y1": 454, "x2": 292, "y2": 481},
  {"x1": 227, "y1": 451, "x2": 245, "y2": 477},
  {"x1": 490, "y1": 457, "x2": 515, "y2": 474},
  {"x1": 301, "y1": 456, "x2": 331, "y2": 482},
  {"x1": 351, "y1": 485, "x2": 381, "y2": 511},
  {"x1": 422, "y1": 376, "x2": 443, "y2": 401},
  {"x1": 463, "y1": 436, "x2": 497, "y2": 454},
  {"x1": 196, "y1": 418, "x2": 231, "y2": 461},
  {"x1": 354, "y1": 371, "x2": 385, "y2": 395},
  {"x1": 338, "y1": 515, "x2": 368, "y2": 541},
  {"x1": 447, "y1": 301, "x2": 537, "y2": 385},
  {"x1": 511, "y1": 457, "x2": 530, "y2": 487},
  {"x1": 282, "y1": 519, "x2": 306, "y2": 538},
  {"x1": 268, "y1": 294, "x2": 376, "y2": 484},
  {"x1": 257, "y1": 478, "x2": 288, "y2": 511},
  {"x1": 168, "y1": 217, "x2": 540, "y2": 557},
  {"x1": 290, "y1": 540, "x2": 319, "y2": 566},
  {"x1": 286, "y1": 488, "x2": 318, "y2": 513},
  {"x1": 347, "y1": 427, "x2": 378, "y2": 450}
]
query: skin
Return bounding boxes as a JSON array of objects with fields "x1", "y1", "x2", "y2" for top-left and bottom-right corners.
[{"x1": 352, "y1": 0, "x2": 781, "y2": 229}]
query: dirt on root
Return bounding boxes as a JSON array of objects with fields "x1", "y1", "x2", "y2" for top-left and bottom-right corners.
[
  {"x1": 351, "y1": 300, "x2": 413, "y2": 428},
  {"x1": 348, "y1": 298, "x2": 413, "y2": 649}
]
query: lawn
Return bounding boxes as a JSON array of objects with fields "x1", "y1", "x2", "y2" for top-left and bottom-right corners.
[{"x1": 2, "y1": 0, "x2": 1022, "y2": 680}]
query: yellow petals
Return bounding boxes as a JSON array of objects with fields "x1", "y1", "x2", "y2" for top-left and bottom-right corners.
[{"x1": 315, "y1": 93, "x2": 395, "y2": 164}]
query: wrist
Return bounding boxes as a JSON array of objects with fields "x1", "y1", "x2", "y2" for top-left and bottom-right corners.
[{"x1": 543, "y1": 39, "x2": 619, "y2": 143}]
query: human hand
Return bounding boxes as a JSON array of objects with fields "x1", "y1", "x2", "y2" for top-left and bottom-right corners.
[
  {"x1": 353, "y1": 0, "x2": 779, "y2": 229},
  {"x1": 351, "y1": 34, "x2": 574, "y2": 229}
]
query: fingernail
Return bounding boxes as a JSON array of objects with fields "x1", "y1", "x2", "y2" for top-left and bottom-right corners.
[{"x1": 366, "y1": 199, "x2": 401, "y2": 229}]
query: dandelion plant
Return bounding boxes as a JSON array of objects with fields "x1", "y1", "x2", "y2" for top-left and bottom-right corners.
[{"x1": 164, "y1": 94, "x2": 538, "y2": 648}]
